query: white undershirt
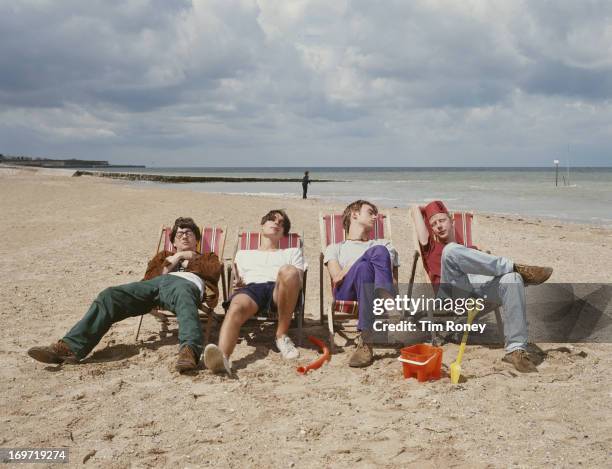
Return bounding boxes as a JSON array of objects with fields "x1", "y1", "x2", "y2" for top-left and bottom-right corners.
[
  {"x1": 169, "y1": 272, "x2": 205, "y2": 300},
  {"x1": 235, "y1": 248, "x2": 306, "y2": 284}
]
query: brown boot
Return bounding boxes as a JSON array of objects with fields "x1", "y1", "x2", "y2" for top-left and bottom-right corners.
[
  {"x1": 513, "y1": 264, "x2": 553, "y2": 285},
  {"x1": 176, "y1": 345, "x2": 199, "y2": 372},
  {"x1": 349, "y1": 335, "x2": 374, "y2": 368},
  {"x1": 28, "y1": 340, "x2": 77, "y2": 364},
  {"x1": 502, "y1": 349, "x2": 538, "y2": 373}
]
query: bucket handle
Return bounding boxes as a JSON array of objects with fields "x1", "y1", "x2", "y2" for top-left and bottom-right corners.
[{"x1": 397, "y1": 355, "x2": 436, "y2": 366}]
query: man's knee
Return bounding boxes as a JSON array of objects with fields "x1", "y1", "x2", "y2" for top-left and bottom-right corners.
[
  {"x1": 226, "y1": 302, "x2": 246, "y2": 322},
  {"x1": 277, "y1": 265, "x2": 301, "y2": 285},
  {"x1": 97, "y1": 286, "x2": 116, "y2": 301},
  {"x1": 368, "y1": 245, "x2": 390, "y2": 260},
  {"x1": 227, "y1": 294, "x2": 257, "y2": 320},
  {"x1": 353, "y1": 259, "x2": 375, "y2": 280}
]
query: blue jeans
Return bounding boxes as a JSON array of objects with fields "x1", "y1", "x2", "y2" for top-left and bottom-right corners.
[{"x1": 440, "y1": 242, "x2": 527, "y2": 352}]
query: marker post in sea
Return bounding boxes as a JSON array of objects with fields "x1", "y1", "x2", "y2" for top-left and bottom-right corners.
[{"x1": 554, "y1": 159, "x2": 560, "y2": 187}]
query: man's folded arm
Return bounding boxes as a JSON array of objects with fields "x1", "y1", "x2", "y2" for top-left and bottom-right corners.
[
  {"x1": 327, "y1": 259, "x2": 351, "y2": 285},
  {"x1": 143, "y1": 250, "x2": 171, "y2": 280},
  {"x1": 410, "y1": 205, "x2": 430, "y2": 247}
]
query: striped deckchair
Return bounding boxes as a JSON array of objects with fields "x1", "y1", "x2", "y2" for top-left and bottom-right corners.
[
  {"x1": 134, "y1": 225, "x2": 227, "y2": 344},
  {"x1": 225, "y1": 231, "x2": 307, "y2": 345},
  {"x1": 408, "y1": 208, "x2": 504, "y2": 344},
  {"x1": 319, "y1": 212, "x2": 397, "y2": 352}
]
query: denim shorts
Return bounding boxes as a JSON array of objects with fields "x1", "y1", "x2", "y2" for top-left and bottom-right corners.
[{"x1": 229, "y1": 281, "x2": 277, "y2": 314}]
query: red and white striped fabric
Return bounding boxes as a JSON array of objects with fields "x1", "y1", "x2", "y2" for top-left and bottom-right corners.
[
  {"x1": 333, "y1": 300, "x2": 359, "y2": 315},
  {"x1": 238, "y1": 232, "x2": 302, "y2": 250},
  {"x1": 160, "y1": 226, "x2": 225, "y2": 255},
  {"x1": 452, "y1": 212, "x2": 473, "y2": 247},
  {"x1": 161, "y1": 227, "x2": 174, "y2": 252},
  {"x1": 201, "y1": 227, "x2": 225, "y2": 255}
]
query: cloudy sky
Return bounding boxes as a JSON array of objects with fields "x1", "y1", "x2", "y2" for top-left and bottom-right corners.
[{"x1": 1, "y1": 0, "x2": 611, "y2": 166}]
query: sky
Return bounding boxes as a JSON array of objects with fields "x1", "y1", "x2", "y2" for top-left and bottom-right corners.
[{"x1": 1, "y1": 0, "x2": 611, "y2": 167}]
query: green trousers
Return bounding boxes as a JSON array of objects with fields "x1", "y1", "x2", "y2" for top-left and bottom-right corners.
[{"x1": 62, "y1": 275, "x2": 203, "y2": 359}]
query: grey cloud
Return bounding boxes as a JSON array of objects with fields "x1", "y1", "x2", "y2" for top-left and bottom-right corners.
[
  {"x1": 91, "y1": 85, "x2": 185, "y2": 112},
  {"x1": 1, "y1": 0, "x2": 611, "y2": 165},
  {"x1": 0, "y1": 0, "x2": 260, "y2": 112},
  {"x1": 521, "y1": 60, "x2": 612, "y2": 100}
]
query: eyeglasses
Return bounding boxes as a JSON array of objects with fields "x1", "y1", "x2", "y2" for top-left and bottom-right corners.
[{"x1": 175, "y1": 230, "x2": 195, "y2": 239}]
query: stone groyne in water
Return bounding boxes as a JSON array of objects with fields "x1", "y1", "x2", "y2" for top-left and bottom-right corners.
[{"x1": 72, "y1": 170, "x2": 338, "y2": 183}]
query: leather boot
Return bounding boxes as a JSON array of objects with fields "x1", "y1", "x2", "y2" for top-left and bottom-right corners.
[
  {"x1": 176, "y1": 345, "x2": 199, "y2": 372},
  {"x1": 513, "y1": 264, "x2": 553, "y2": 285},
  {"x1": 349, "y1": 334, "x2": 374, "y2": 368},
  {"x1": 502, "y1": 349, "x2": 538, "y2": 373},
  {"x1": 28, "y1": 341, "x2": 78, "y2": 364}
]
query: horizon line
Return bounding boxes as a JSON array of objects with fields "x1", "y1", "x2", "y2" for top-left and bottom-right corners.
[{"x1": 142, "y1": 165, "x2": 612, "y2": 169}]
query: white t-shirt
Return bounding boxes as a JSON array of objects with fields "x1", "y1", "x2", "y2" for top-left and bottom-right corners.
[
  {"x1": 235, "y1": 248, "x2": 306, "y2": 284},
  {"x1": 323, "y1": 239, "x2": 399, "y2": 269}
]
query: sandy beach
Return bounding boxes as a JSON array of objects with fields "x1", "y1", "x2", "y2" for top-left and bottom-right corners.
[{"x1": 1, "y1": 166, "x2": 611, "y2": 467}]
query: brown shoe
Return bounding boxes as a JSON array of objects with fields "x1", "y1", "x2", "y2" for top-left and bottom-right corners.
[
  {"x1": 176, "y1": 345, "x2": 199, "y2": 372},
  {"x1": 513, "y1": 264, "x2": 553, "y2": 285},
  {"x1": 28, "y1": 340, "x2": 77, "y2": 364},
  {"x1": 502, "y1": 349, "x2": 538, "y2": 373},
  {"x1": 349, "y1": 335, "x2": 374, "y2": 368}
]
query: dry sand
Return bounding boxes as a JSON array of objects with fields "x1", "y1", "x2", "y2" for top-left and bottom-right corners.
[{"x1": 1, "y1": 166, "x2": 611, "y2": 468}]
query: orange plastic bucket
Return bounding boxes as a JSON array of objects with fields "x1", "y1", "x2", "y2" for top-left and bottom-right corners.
[{"x1": 398, "y1": 344, "x2": 443, "y2": 382}]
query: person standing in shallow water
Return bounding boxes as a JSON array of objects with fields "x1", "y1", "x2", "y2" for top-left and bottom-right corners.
[{"x1": 301, "y1": 171, "x2": 311, "y2": 199}]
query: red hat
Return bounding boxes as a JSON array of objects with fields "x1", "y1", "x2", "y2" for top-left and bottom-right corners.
[{"x1": 423, "y1": 200, "x2": 449, "y2": 221}]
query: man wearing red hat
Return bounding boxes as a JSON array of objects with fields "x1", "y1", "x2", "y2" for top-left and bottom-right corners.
[{"x1": 411, "y1": 201, "x2": 553, "y2": 373}]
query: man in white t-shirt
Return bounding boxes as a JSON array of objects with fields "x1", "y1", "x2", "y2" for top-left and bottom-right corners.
[
  {"x1": 324, "y1": 200, "x2": 399, "y2": 368},
  {"x1": 204, "y1": 210, "x2": 305, "y2": 375}
]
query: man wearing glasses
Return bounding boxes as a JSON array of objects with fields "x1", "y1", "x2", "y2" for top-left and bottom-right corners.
[{"x1": 27, "y1": 217, "x2": 222, "y2": 373}]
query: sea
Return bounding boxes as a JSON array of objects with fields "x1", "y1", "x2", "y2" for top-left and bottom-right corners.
[{"x1": 97, "y1": 167, "x2": 612, "y2": 227}]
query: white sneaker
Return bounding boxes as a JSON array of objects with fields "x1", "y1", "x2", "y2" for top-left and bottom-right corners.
[
  {"x1": 203, "y1": 344, "x2": 232, "y2": 376},
  {"x1": 275, "y1": 335, "x2": 299, "y2": 360}
]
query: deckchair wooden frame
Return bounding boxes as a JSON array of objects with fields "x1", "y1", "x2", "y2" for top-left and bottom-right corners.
[
  {"x1": 319, "y1": 211, "x2": 397, "y2": 353},
  {"x1": 407, "y1": 209, "x2": 504, "y2": 345},
  {"x1": 224, "y1": 230, "x2": 307, "y2": 346},
  {"x1": 134, "y1": 224, "x2": 227, "y2": 344}
]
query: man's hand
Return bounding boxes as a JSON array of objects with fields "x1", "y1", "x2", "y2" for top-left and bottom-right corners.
[
  {"x1": 163, "y1": 251, "x2": 198, "y2": 274},
  {"x1": 166, "y1": 251, "x2": 197, "y2": 263},
  {"x1": 232, "y1": 263, "x2": 246, "y2": 288},
  {"x1": 327, "y1": 259, "x2": 353, "y2": 287},
  {"x1": 235, "y1": 277, "x2": 246, "y2": 288},
  {"x1": 332, "y1": 263, "x2": 353, "y2": 287},
  {"x1": 179, "y1": 251, "x2": 197, "y2": 260}
]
